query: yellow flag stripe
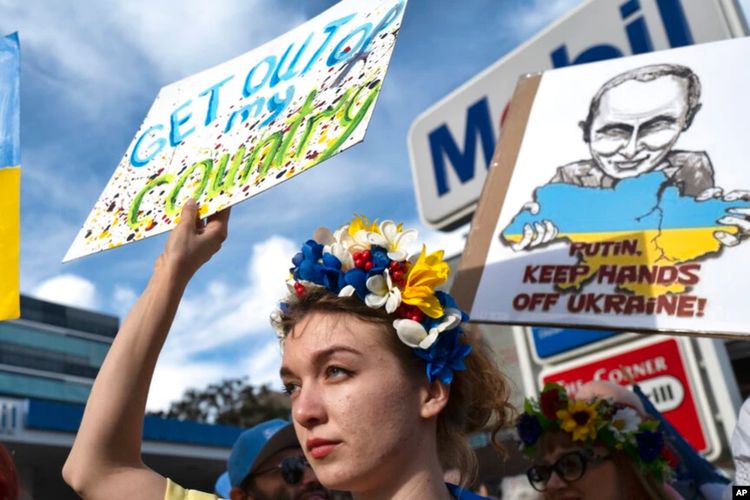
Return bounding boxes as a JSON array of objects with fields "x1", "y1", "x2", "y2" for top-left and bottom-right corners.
[{"x1": 0, "y1": 166, "x2": 21, "y2": 321}]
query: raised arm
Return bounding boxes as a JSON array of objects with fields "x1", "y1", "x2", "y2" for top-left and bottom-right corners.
[{"x1": 63, "y1": 200, "x2": 230, "y2": 500}]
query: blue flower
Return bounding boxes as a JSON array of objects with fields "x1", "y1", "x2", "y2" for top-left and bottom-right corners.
[
  {"x1": 635, "y1": 430, "x2": 664, "y2": 462},
  {"x1": 369, "y1": 246, "x2": 390, "y2": 274},
  {"x1": 413, "y1": 329, "x2": 472, "y2": 384},
  {"x1": 292, "y1": 240, "x2": 324, "y2": 283},
  {"x1": 291, "y1": 240, "x2": 345, "y2": 292},
  {"x1": 517, "y1": 413, "x2": 543, "y2": 446},
  {"x1": 344, "y1": 268, "x2": 368, "y2": 299},
  {"x1": 320, "y1": 253, "x2": 345, "y2": 293}
]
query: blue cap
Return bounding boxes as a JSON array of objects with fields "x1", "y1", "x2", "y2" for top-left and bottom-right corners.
[
  {"x1": 214, "y1": 471, "x2": 231, "y2": 498},
  {"x1": 226, "y1": 419, "x2": 298, "y2": 488}
]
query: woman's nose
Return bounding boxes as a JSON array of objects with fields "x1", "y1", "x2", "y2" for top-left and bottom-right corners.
[{"x1": 293, "y1": 385, "x2": 327, "y2": 429}]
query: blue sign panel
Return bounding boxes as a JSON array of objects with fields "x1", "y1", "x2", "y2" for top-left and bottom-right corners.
[{"x1": 532, "y1": 327, "x2": 619, "y2": 359}]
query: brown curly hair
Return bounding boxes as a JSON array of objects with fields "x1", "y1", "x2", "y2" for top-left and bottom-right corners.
[{"x1": 273, "y1": 288, "x2": 515, "y2": 486}]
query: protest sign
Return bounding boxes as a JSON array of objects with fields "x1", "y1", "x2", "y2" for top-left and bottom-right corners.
[
  {"x1": 64, "y1": 0, "x2": 407, "y2": 262},
  {"x1": 453, "y1": 37, "x2": 750, "y2": 337},
  {"x1": 0, "y1": 32, "x2": 20, "y2": 321}
]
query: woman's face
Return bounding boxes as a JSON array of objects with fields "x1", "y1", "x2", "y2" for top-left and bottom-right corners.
[
  {"x1": 535, "y1": 444, "x2": 621, "y2": 500},
  {"x1": 280, "y1": 311, "x2": 426, "y2": 492}
]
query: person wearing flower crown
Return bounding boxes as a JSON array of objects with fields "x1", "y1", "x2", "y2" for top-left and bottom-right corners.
[
  {"x1": 63, "y1": 202, "x2": 514, "y2": 500},
  {"x1": 517, "y1": 381, "x2": 682, "y2": 500}
]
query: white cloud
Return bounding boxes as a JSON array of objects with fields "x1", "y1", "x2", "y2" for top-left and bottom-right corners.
[
  {"x1": 146, "y1": 360, "x2": 231, "y2": 413},
  {"x1": 110, "y1": 0, "x2": 306, "y2": 81},
  {"x1": 245, "y1": 340, "x2": 284, "y2": 389},
  {"x1": 32, "y1": 273, "x2": 98, "y2": 310},
  {"x1": 112, "y1": 285, "x2": 138, "y2": 318},
  {"x1": 513, "y1": 0, "x2": 584, "y2": 35},
  {"x1": 411, "y1": 220, "x2": 468, "y2": 261},
  {"x1": 145, "y1": 234, "x2": 296, "y2": 410}
]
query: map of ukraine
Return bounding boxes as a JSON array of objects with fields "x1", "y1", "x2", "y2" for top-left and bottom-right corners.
[{"x1": 501, "y1": 172, "x2": 750, "y2": 297}]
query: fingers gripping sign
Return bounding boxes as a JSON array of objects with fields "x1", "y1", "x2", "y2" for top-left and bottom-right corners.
[
  {"x1": 696, "y1": 187, "x2": 724, "y2": 201},
  {"x1": 508, "y1": 201, "x2": 561, "y2": 252},
  {"x1": 517, "y1": 221, "x2": 555, "y2": 250},
  {"x1": 696, "y1": 188, "x2": 750, "y2": 247},
  {"x1": 157, "y1": 199, "x2": 231, "y2": 281},
  {"x1": 701, "y1": 189, "x2": 750, "y2": 248},
  {"x1": 716, "y1": 207, "x2": 750, "y2": 247}
]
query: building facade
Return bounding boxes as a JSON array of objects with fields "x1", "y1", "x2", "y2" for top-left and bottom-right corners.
[{"x1": 0, "y1": 296, "x2": 240, "y2": 499}]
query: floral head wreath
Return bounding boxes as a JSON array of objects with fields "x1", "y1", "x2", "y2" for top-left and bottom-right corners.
[
  {"x1": 517, "y1": 383, "x2": 674, "y2": 482},
  {"x1": 271, "y1": 215, "x2": 471, "y2": 384}
]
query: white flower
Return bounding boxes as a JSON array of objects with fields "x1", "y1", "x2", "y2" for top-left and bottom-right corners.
[
  {"x1": 609, "y1": 407, "x2": 641, "y2": 441},
  {"x1": 350, "y1": 228, "x2": 373, "y2": 253},
  {"x1": 394, "y1": 319, "x2": 433, "y2": 348},
  {"x1": 338, "y1": 285, "x2": 356, "y2": 297},
  {"x1": 367, "y1": 220, "x2": 418, "y2": 262},
  {"x1": 320, "y1": 226, "x2": 356, "y2": 270},
  {"x1": 313, "y1": 227, "x2": 335, "y2": 246},
  {"x1": 365, "y1": 270, "x2": 401, "y2": 313},
  {"x1": 329, "y1": 223, "x2": 371, "y2": 254},
  {"x1": 393, "y1": 307, "x2": 463, "y2": 350}
]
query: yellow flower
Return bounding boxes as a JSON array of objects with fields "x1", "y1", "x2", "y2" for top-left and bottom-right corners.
[
  {"x1": 348, "y1": 214, "x2": 379, "y2": 237},
  {"x1": 557, "y1": 400, "x2": 600, "y2": 442},
  {"x1": 401, "y1": 245, "x2": 449, "y2": 318}
]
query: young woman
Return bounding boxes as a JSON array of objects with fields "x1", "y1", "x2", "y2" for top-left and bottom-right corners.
[
  {"x1": 63, "y1": 203, "x2": 514, "y2": 500},
  {"x1": 518, "y1": 381, "x2": 682, "y2": 500}
]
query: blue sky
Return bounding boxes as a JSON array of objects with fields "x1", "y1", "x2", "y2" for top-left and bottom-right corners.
[{"x1": 3, "y1": 0, "x2": 747, "y2": 410}]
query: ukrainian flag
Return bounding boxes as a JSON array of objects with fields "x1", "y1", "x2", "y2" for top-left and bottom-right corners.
[{"x1": 0, "y1": 32, "x2": 20, "y2": 321}]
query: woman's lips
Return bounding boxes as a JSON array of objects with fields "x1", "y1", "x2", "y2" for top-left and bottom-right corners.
[{"x1": 307, "y1": 439, "x2": 340, "y2": 459}]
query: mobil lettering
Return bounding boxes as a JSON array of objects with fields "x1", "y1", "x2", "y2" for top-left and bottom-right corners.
[{"x1": 551, "y1": 0, "x2": 694, "y2": 67}]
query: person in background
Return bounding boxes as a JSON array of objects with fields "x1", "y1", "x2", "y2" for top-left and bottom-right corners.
[
  {"x1": 213, "y1": 418, "x2": 329, "y2": 500},
  {"x1": 518, "y1": 381, "x2": 681, "y2": 499}
]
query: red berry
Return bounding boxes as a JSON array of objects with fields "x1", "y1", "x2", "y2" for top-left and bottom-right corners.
[
  {"x1": 364, "y1": 261, "x2": 373, "y2": 271},
  {"x1": 362, "y1": 250, "x2": 371, "y2": 261},
  {"x1": 353, "y1": 251, "x2": 362, "y2": 261},
  {"x1": 392, "y1": 270, "x2": 404, "y2": 281},
  {"x1": 293, "y1": 282, "x2": 306, "y2": 297},
  {"x1": 389, "y1": 261, "x2": 399, "y2": 270}
]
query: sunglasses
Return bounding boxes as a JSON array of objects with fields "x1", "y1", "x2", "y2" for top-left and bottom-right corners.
[
  {"x1": 526, "y1": 450, "x2": 610, "y2": 492},
  {"x1": 253, "y1": 455, "x2": 311, "y2": 486}
]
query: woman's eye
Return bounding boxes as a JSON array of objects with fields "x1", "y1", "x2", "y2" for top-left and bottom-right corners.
[
  {"x1": 325, "y1": 366, "x2": 350, "y2": 379},
  {"x1": 283, "y1": 382, "x2": 300, "y2": 396}
]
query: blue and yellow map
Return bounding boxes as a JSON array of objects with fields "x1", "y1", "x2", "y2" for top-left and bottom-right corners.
[{"x1": 502, "y1": 172, "x2": 750, "y2": 297}]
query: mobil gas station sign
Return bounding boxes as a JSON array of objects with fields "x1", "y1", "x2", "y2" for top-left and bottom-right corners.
[
  {"x1": 540, "y1": 336, "x2": 720, "y2": 457},
  {"x1": 408, "y1": 0, "x2": 747, "y2": 230}
]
